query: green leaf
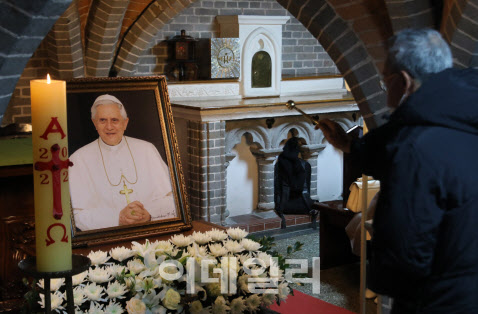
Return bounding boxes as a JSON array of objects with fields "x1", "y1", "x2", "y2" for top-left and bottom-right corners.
[{"x1": 293, "y1": 241, "x2": 304, "y2": 252}]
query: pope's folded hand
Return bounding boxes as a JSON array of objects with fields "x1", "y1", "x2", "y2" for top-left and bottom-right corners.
[{"x1": 119, "y1": 201, "x2": 150, "y2": 225}]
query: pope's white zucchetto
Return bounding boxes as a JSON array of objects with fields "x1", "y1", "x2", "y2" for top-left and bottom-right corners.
[
  {"x1": 91, "y1": 94, "x2": 128, "y2": 119},
  {"x1": 93, "y1": 94, "x2": 123, "y2": 107}
]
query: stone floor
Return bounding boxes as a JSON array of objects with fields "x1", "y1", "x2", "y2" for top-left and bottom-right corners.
[{"x1": 250, "y1": 225, "x2": 378, "y2": 314}]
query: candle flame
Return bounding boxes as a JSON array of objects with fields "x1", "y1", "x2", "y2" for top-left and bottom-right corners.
[{"x1": 47, "y1": 74, "x2": 51, "y2": 84}]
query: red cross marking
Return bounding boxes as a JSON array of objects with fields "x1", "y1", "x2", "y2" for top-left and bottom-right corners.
[{"x1": 34, "y1": 144, "x2": 73, "y2": 220}]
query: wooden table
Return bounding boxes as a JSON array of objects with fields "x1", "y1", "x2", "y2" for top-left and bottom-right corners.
[{"x1": 314, "y1": 200, "x2": 358, "y2": 269}]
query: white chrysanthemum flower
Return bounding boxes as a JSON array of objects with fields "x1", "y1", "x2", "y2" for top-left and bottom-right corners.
[
  {"x1": 127, "y1": 259, "x2": 146, "y2": 274},
  {"x1": 208, "y1": 243, "x2": 228, "y2": 257},
  {"x1": 212, "y1": 296, "x2": 230, "y2": 314},
  {"x1": 37, "y1": 278, "x2": 64, "y2": 291},
  {"x1": 207, "y1": 228, "x2": 228, "y2": 242},
  {"x1": 73, "y1": 286, "x2": 86, "y2": 306},
  {"x1": 269, "y1": 267, "x2": 284, "y2": 279},
  {"x1": 104, "y1": 300, "x2": 123, "y2": 314},
  {"x1": 238, "y1": 253, "x2": 252, "y2": 265},
  {"x1": 245, "y1": 294, "x2": 262, "y2": 311},
  {"x1": 106, "y1": 281, "x2": 128, "y2": 299},
  {"x1": 72, "y1": 270, "x2": 88, "y2": 286},
  {"x1": 241, "y1": 238, "x2": 262, "y2": 251},
  {"x1": 153, "y1": 240, "x2": 174, "y2": 255},
  {"x1": 261, "y1": 291, "x2": 277, "y2": 306},
  {"x1": 39, "y1": 291, "x2": 64, "y2": 311},
  {"x1": 237, "y1": 274, "x2": 250, "y2": 293},
  {"x1": 230, "y1": 297, "x2": 247, "y2": 314},
  {"x1": 224, "y1": 240, "x2": 244, "y2": 254},
  {"x1": 278, "y1": 282, "x2": 290, "y2": 301},
  {"x1": 87, "y1": 302, "x2": 105, "y2": 314},
  {"x1": 188, "y1": 243, "x2": 208, "y2": 258},
  {"x1": 191, "y1": 231, "x2": 212, "y2": 245},
  {"x1": 170, "y1": 234, "x2": 192, "y2": 247},
  {"x1": 110, "y1": 246, "x2": 133, "y2": 262},
  {"x1": 107, "y1": 264, "x2": 127, "y2": 278},
  {"x1": 256, "y1": 252, "x2": 273, "y2": 268},
  {"x1": 83, "y1": 282, "x2": 106, "y2": 302},
  {"x1": 189, "y1": 300, "x2": 204, "y2": 314},
  {"x1": 226, "y1": 227, "x2": 248, "y2": 240},
  {"x1": 88, "y1": 266, "x2": 113, "y2": 284},
  {"x1": 88, "y1": 250, "x2": 110, "y2": 266},
  {"x1": 206, "y1": 282, "x2": 222, "y2": 298}
]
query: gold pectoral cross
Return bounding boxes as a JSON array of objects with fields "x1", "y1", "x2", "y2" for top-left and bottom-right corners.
[{"x1": 119, "y1": 180, "x2": 133, "y2": 204}]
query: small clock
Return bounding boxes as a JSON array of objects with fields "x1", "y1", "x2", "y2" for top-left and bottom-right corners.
[
  {"x1": 166, "y1": 30, "x2": 198, "y2": 81},
  {"x1": 211, "y1": 38, "x2": 240, "y2": 79}
]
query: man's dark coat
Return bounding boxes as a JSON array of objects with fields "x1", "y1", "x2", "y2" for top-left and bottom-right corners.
[{"x1": 355, "y1": 68, "x2": 478, "y2": 313}]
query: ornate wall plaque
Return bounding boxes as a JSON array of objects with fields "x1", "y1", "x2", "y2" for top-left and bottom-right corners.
[{"x1": 211, "y1": 38, "x2": 240, "y2": 79}]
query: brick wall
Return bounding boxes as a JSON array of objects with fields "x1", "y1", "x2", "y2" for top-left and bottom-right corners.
[
  {"x1": 187, "y1": 120, "x2": 226, "y2": 223},
  {"x1": 135, "y1": 0, "x2": 339, "y2": 77},
  {"x1": 3, "y1": 43, "x2": 51, "y2": 124},
  {"x1": 4, "y1": 0, "x2": 339, "y2": 125}
]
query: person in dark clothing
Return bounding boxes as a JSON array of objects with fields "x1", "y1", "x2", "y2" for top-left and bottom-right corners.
[
  {"x1": 318, "y1": 28, "x2": 478, "y2": 313},
  {"x1": 274, "y1": 137, "x2": 317, "y2": 229}
]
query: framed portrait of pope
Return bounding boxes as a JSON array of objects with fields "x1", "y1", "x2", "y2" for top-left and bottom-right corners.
[{"x1": 66, "y1": 76, "x2": 191, "y2": 246}]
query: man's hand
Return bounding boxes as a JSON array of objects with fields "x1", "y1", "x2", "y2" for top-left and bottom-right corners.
[
  {"x1": 119, "y1": 201, "x2": 151, "y2": 225},
  {"x1": 315, "y1": 119, "x2": 353, "y2": 153}
]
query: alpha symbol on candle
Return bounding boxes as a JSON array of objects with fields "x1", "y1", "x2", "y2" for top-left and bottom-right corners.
[
  {"x1": 45, "y1": 223, "x2": 69, "y2": 246},
  {"x1": 40, "y1": 117, "x2": 66, "y2": 140},
  {"x1": 34, "y1": 144, "x2": 73, "y2": 220}
]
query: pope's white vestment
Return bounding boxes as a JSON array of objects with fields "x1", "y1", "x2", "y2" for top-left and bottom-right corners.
[{"x1": 69, "y1": 136, "x2": 176, "y2": 231}]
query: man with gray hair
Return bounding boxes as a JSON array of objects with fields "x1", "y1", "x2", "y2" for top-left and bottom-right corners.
[
  {"x1": 69, "y1": 94, "x2": 176, "y2": 231},
  {"x1": 318, "y1": 29, "x2": 478, "y2": 312}
]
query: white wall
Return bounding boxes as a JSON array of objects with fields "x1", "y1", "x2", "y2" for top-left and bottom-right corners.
[
  {"x1": 226, "y1": 136, "x2": 258, "y2": 217},
  {"x1": 316, "y1": 143, "x2": 344, "y2": 201},
  {"x1": 226, "y1": 138, "x2": 345, "y2": 216}
]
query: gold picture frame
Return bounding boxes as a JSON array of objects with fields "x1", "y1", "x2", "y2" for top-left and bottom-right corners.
[{"x1": 66, "y1": 76, "x2": 191, "y2": 247}]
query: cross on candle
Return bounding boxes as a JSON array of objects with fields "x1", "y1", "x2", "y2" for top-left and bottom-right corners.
[{"x1": 34, "y1": 143, "x2": 73, "y2": 220}]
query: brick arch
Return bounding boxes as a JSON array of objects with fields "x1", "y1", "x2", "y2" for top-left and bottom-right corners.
[
  {"x1": 441, "y1": 0, "x2": 478, "y2": 68},
  {"x1": 113, "y1": 0, "x2": 195, "y2": 76},
  {"x1": 385, "y1": 0, "x2": 440, "y2": 33},
  {"x1": 0, "y1": 0, "x2": 73, "y2": 122},
  {"x1": 276, "y1": 0, "x2": 390, "y2": 128},
  {"x1": 84, "y1": 0, "x2": 129, "y2": 77},
  {"x1": 45, "y1": 2, "x2": 85, "y2": 79}
]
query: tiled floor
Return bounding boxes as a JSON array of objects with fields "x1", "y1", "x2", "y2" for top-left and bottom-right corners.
[{"x1": 226, "y1": 209, "x2": 318, "y2": 233}]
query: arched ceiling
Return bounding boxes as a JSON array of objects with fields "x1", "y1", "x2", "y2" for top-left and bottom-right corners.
[{"x1": 2, "y1": 0, "x2": 478, "y2": 127}]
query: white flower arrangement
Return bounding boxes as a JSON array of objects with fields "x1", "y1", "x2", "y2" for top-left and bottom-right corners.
[{"x1": 27, "y1": 228, "x2": 294, "y2": 313}]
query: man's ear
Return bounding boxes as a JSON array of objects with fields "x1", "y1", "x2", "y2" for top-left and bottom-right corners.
[
  {"x1": 124, "y1": 117, "x2": 129, "y2": 129},
  {"x1": 400, "y1": 70, "x2": 416, "y2": 95}
]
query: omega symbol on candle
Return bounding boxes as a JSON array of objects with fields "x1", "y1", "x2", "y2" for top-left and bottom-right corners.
[{"x1": 45, "y1": 223, "x2": 69, "y2": 246}]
